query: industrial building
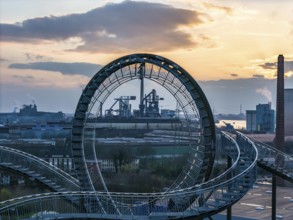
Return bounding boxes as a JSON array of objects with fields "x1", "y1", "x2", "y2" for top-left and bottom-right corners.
[
  {"x1": 246, "y1": 110, "x2": 256, "y2": 132},
  {"x1": 0, "y1": 103, "x2": 65, "y2": 125},
  {"x1": 246, "y1": 103, "x2": 275, "y2": 133}
]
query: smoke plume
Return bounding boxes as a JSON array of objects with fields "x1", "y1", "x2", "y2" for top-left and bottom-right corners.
[{"x1": 256, "y1": 87, "x2": 272, "y2": 102}]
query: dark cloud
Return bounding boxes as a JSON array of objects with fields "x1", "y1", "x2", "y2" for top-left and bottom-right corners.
[
  {"x1": 230, "y1": 73, "x2": 238, "y2": 77},
  {"x1": 259, "y1": 62, "x2": 276, "y2": 69},
  {"x1": 253, "y1": 74, "x2": 264, "y2": 78},
  {"x1": 25, "y1": 53, "x2": 46, "y2": 61},
  {"x1": 259, "y1": 61, "x2": 293, "y2": 73},
  {"x1": 9, "y1": 62, "x2": 102, "y2": 77},
  {"x1": 0, "y1": 1, "x2": 207, "y2": 52},
  {"x1": 13, "y1": 75, "x2": 34, "y2": 80}
]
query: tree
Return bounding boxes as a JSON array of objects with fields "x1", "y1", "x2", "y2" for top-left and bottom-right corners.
[
  {"x1": 111, "y1": 146, "x2": 135, "y2": 173},
  {"x1": 0, "y1": 188, "x2": 13, "y2": 201}
]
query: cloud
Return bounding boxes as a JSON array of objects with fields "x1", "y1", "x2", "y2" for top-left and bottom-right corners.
[
  {"x1": 0, "y1": 1, "x2": 208, "y2": 53},
  {"x1": 9, "y1": 62, "x2": 102, "y2": 77},
  {"x1": 253, "y1": 74, "x2": 264, "y2": 78},
  {"x1": 0, "y1": 58, "x2": 8, "y2": 62},
  {"x1": 13, "y1": 75, "x2": 34, "y2": 80},
  {"x1": 197, "y1": 34, "x2": 218, "y2": 48},
  {"x1": 259, "y1": 60, "x2": 293, "y2": 73},
  {"x1": 259, "y1": 62, "x2": 276, "y2": 69},
  {"x1": 25, "y1": 53, "x2": 46, "y2": 61},
  {"x1": 12, "y1": 75, "x2": 36, "y2": 84},
  {"x1": 203, "y1": 2, "x2": 233, "y2": 15}
]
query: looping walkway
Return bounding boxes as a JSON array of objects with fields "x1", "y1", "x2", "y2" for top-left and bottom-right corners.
[
  {"x1": 0, "y1": 146, "x2": 80, "y2": 192},
  {"x1": 0, "y1": 132, "x2": 267, "y2": 219}
]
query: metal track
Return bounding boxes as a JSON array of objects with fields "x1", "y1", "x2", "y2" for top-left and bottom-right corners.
[
  {"x1": 0, "y1": 146, "x2": 79, "y2": 192},
  {"x1": 0, "y1": 132, "x2": 258, "y2": 219}
]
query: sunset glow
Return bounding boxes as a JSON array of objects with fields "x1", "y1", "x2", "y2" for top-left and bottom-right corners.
[{"x1": 1, "y1": 0, "x2": 293, "y2": 113}]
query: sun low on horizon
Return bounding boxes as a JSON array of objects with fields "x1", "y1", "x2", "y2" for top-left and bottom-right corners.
[{"x1": 1, "y1": 0, "x2": 293, "y2": 114}]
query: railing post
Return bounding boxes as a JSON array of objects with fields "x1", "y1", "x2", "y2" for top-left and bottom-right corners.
[
  {"x1": 227, "y1": 207, "x2": 232, "y2": 220},
  {"x1": 227, "y1": 156, "x2": 232, "y2": 220},
  {"x1": 272, "y1": 174, "x2": 276, "y2": 220}
]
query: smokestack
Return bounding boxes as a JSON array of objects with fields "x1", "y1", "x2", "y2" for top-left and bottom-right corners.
[{"x1": 275, "y1": 54, "x2": 285, "y2": 151}]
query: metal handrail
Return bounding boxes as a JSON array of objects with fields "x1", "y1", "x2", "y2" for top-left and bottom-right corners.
[
  {"x1": 0, "y1": 146, "x2": 79, "y2": 190},
  {"x1": 251, "y1": 138, "x2": 293, "y2": 174},
  {"x1": 0, "y1": 132, "x2": 258, "y2": 219}
]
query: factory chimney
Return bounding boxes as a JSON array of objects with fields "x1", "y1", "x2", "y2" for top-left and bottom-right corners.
[{"x1": 274, "y1": 54, "x2": 285, "y2": 151}]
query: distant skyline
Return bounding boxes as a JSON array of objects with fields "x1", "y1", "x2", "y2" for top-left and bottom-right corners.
[{"x1": 1, "y1": 0, "x2": 293, "y2": 114}]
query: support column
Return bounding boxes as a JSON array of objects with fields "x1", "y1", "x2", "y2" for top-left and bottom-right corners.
[{"x1": 139, "y1": 63, "x2": 145, "y2": 117}]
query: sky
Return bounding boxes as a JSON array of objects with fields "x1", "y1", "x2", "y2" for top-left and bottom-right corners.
[{"x1": 1, "y1": 0, "x2": 293, "y2": 114}]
